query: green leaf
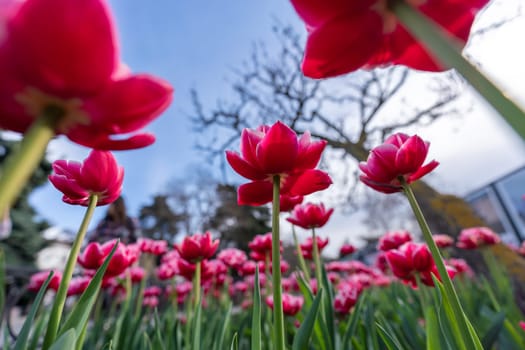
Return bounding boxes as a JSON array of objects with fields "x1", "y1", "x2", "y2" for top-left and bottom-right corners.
[
  {"x1": 292, "y1": 288, "x2": 323, "y2": 350},
  {"x1": 216, "y1": 303, "x2": 232, "y2": 350},
  {"x1": 58, "y1": 242, "x2": 119, "y2": 340},
  {"x1": 0, "y1": 249, "x2": 5, "y2": 317},
  {"x1": 424, "y1": 305, "x2": 441, "y2": 350},
  {"x1": 191, "y1": 296, "x2": 202, "y2": 350},
  {"x1": 342, "y1": 292, "x2": 367, "y2": 348},
  {"x1": 153, "y1": 309, "x2": 166, "y2": 350},
  {"x1": 251, "y1": 266, "x2": 262, "y2": 350},
  {"x1": 230, "y1": 333, "x2": 238, "y2": 350},
  {"x1": 320, "y1": 266, "x2": 335, "y2": 349},
  {"x1": 14, "y1": 271, "x2": 54, "y2": 350},
  {"x1": 481, "y1": 312, "x2": 505, "y2": 349},
  {"x1": 48, "y1": 329, "x2": 77, "y2": 350},
  {"x1": 376, "y1": 323, "x2": 403, "y2": 350}
]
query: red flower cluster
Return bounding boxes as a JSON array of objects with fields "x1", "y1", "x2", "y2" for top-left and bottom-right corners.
[
  {"x1": 286, "y1": 202, "x2": 334, "y2": 229},
  {"x1": 49, "y1": 150, "x2": 123, "y2": 206},
  {"x1": 266, "y1": 293, "x2": 304, "y2": 316},
  {"x1": 217, "y1": 248, "x2": 248, "y2": 270},
  {"x1": 226, "y1": 121, "x2": 332, "y2": 206},
  {"x1": 138, "y1": 238, "x2": 168, "y2": 255},
  {"x1": 248, "y1": 232, "x2": 281, "y2": 261},
  {"x1": 0, "y1": 0, "x2": 173, "y2": 150},
  {"x1": 385, "y1": 242, "x2": 456, "y2": 287},
  {"x1": 290, "y1": 0, "x2": 489, "y2": 78},
  {"x1": 456, "y1": 227, "x2": 500, "y2": 249},
  {"x1": 360, "y1": 133, "x2": 438, "y2": 194},
  {"x1": 28, "y1": 270, "x2": 62, "y2": 292}
]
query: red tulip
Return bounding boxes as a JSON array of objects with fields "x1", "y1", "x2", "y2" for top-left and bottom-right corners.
[
  {"x1": 334, "y1": 284, "x2": 361, "y2": 314},
  {"x1": 248, "y1": 233, "x2": 276, "y2": 255},
  {"x1": 433, "y1": 234, "x2": 455, "y2": 248},
  {"x1": 340, "y1": 243, "x2": 356, "y2": 256},
  {"x1": 0, "y1": 0, "x2": 173, "y2": 150},
  {"x1": 279, "y1": 195, "x2": 304, "y2": 212},
  {"x1": 175, "y1": 232, "x2": 219, "y2": 263},
  {"x1": 287, "y1": 202, "x2": 334, "y2": 229},
  {"x1": 77, "y1": 240, "x2": 134, "y2": 277},
  {"x1": 299, "y1": 236, "x2": 329, "y2": 260},
  {"x1": 143, "y1": 296, "x2": 159, "y2": 308},
  {"x1": 217, "y1": 248, "x2": 248, "y2": 269},
  {"x1": 28, "y1": 270, "x2": 62, "y2": 292},
  {"x1": 377, "y1": 230, "x2": 413, "y2": 251},
  {"x1": 266, "y1": 293, "x2": 304, "y2": 316},
  {"x1": 457, "y1": 227, "x2": 500, "y2": 249},
  {"x1": 226, "y1": 121, "x2": 331, "y2": 206},
  {"x1": 144, "y1": 286, "x2": 162, "y2": 297},
  {"x1": 360, "y1": 133, "x2": 439, "y2": 193},
  {"x1": 290, "y1": 0, "x2": 488, "y2": 79},
  {"x1": 49, "y1": 150, "x2": 123, "y2": 206},
  {"x1": 67, "y1": 276, "x2": 91, "y2": 297}
]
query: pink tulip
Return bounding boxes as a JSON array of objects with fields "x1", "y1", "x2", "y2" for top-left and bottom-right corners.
[
  {"x1": 217, "y1": 248, "x2": 248, "y2": 269},
  {"x1": 340, "y1": 243, "x2": 356, "y2": 256},
  {"x1": 67, "y1": 276, "x2": 91, "y2": 297},
  {"x1": 226, "y1": 121, "x2": 332, "y2": 206},
  {"x1": 378, "y1": 230, "x2": 413, "y2": 251},
  {"x1": 144, "y1": 286, "x2": 162, "y2": 297},
  {"x1": 287, "y1": 202, "x2": 334, "y2": 229},
  {"x1": 299, "y1": 236, "x2": 329, "y2": 260},
  {"x1": 28, "y1": 270, "x2": 62, "y2": 292},
  {"x1": 266, "y1": 293, "x2": 304, "y2": 316},
  {"x1": 433, "y1": 234, "x2": 455, "y2": 248},
  {"x1": 290, "y1": 0, "x2": 488, "y2": 78},
  {"x1": 143, "y1": 296, "x2": 159, "y2": 308},
  {"x1": 49, "y1": 150, "x2": 123, "y2": 206},
  {"x1": 175, "y1": 232, "x2": 219, "y2": 263},
  {"x1": 0, "y1": 0, "x2": 173, "y2": 150},
  {"x1": 457, "y1": 227, "x2": 500, "y2": 249},
  {"x1": 360, "y1": 133, "x2": 439, "y2": 194},
  {"x1": 77, "y1": 240, "x2": 133, "y2": 277}
]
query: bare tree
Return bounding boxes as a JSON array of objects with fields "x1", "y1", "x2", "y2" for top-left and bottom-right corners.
[{"x1": 191, "y1": 23, "x2": 485, "y2": 236}]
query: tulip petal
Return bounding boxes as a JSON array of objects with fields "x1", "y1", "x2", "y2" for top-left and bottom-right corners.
[
  {"x1": 295, "y1": 132, "x2": 327, "y2": 170},
  {"x1": 365, "y1": 144, "x2": 398, "y2": 182},
  {"x1": 256, "y1": 121, "x2": 298, "y2": 174},
  {"x1": 359, "y1": 175, "x2": 402, "y2": 194},
  {"x1": 237, "y1": 181, "x2": 273, "y2": 206},
  {"x1": 226, "y1": 151, "x2": 266, "y2": 181},
  {"x1": 285, "y1": 169, "x2": 332, "y2": 196},
  {"x1": 8, "y1": 0, "x2": 118, "y2": 97},
  {"x1": 240, "y1": 128, "x2": 264, "y2": 170},
  {"x1": 407, "y1": 160, "x2": 439, "y2": 183},
  {"x1": 395, "y1": 135, "x2": 428, "y2": 174}
]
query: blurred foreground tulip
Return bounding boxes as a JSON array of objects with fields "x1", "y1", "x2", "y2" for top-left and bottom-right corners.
[
  {"x1": 0, "y1": 0, "x2": 173, "y2": 150},
  {"x1": 49, "y1": 150, "x2": 123, "y2": 206},
  {"x1": 360, "y1": 133, "x2": 438, "y2": 194},
  {"x1": 28, "y1": 270, "x2": 62, "y2": 292},
  {"x1": 290, "y1": 0, "x2": 488, "y2": 78},
  {"x1": 226, "y1": 121, "x2": 331, "y2": 205}
]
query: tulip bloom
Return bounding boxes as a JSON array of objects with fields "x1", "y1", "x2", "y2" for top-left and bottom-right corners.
[
  {"x1": 287, "y1": 202, "x2": 334, "y2": 229},
  {"x1": 299, "y1": 236, "x2": 329, "y2": 260},
  {"x1": 0, "y1": 0, "x2": 173, "y2": 150},
  {"x1": 360, "y1": 133, "x2": 439, "y2": 194},
  {"x1": 77, "y1": 240, "x2": 134, "y2": 277},
  {"x1": 340, "y1": 243, "x2": 356, "y2": 256},
  {"x1": 377, "y1": 230, "x2": 413, "y2": 251},
  {"x1": 266, "y1": 293, "x2": 304, "y2": 316},
  {"x1": 217, "y1": 248, "x2": 248, "y2": 270},
  {"x1": 456, "y1": 227, "x2": 500, "y2": 249},
  {"x1": 28, "y1": 270, "x2": 62, "y2": 292},
  {"x1": 226, "y1": 121, "x2": 332, "y2": 206},
  {"x1": 433, "y1": 234, "x2": 455, "y2": 248},
  {"x1": 279, "y1": 195, "x2": 304, "y2": 213},
  {"x1": 175, "y1": 232, "x2": 219, "y2": 263},
  {"x1": 67, "y1": 276, "x2": 91, "y2": 297},
  {"x1": 290, "y1": 0, "x2": 488, "y2": 79},
  {"x1": 49, "y1": 150, "x2": 123, "y2": 206}
]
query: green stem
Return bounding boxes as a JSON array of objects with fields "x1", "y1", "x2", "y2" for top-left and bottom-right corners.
[
  {"x1": 42, "y1": 194, "x2": 98, "y2": 350},
  {"x1": 402, "y1": 182, "x2": 478, "y2": 350},
  {"x1": 271, "y1": 175, "x2": 285, "y2": 350},
  {"x1": 292, "y1": 224, "x2": 311, "y2": 281},
  {"x1": 194, "y1": 260, "x2": 201, "y2": 308},
  {"x1": 391, "y1": 0, "x2": 525, "y2": 141},
  {"x1": 0, "y1": 112, "x2": 60, "y2": 215},
  {"x1": 311, "y1": 228, "x2": 323, "y2": 287}
]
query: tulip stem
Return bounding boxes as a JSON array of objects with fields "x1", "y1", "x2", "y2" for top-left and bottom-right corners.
[
  {"x1": 42, "y1": 194, "x2": 98, "y2": 350},
  {"x1": 311, "y1": 228, "x2": 323, "y2": 288},
  {"x1": 0, "y1": 112, "x2": 61, "y2": 215},
  {"x1": 292, "y1": 225, "x2": 311, "y2": 281},
  {"x1": 271, "y1": 175, "x2": 286, "y2": 350},
  {"x1": 193, "y1": 260, "x2": 201, "y2": 308},
  {"x1": 391, "y1": 0, "x2": 525, "y2": 141},
  {"x1": 401, "y1": 181, "x2": 479, "y2": 350}
]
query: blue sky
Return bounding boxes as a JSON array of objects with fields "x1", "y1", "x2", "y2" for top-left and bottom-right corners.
[{"x1": 29, "y1": 0, "x2": 525, "y2": 244}]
